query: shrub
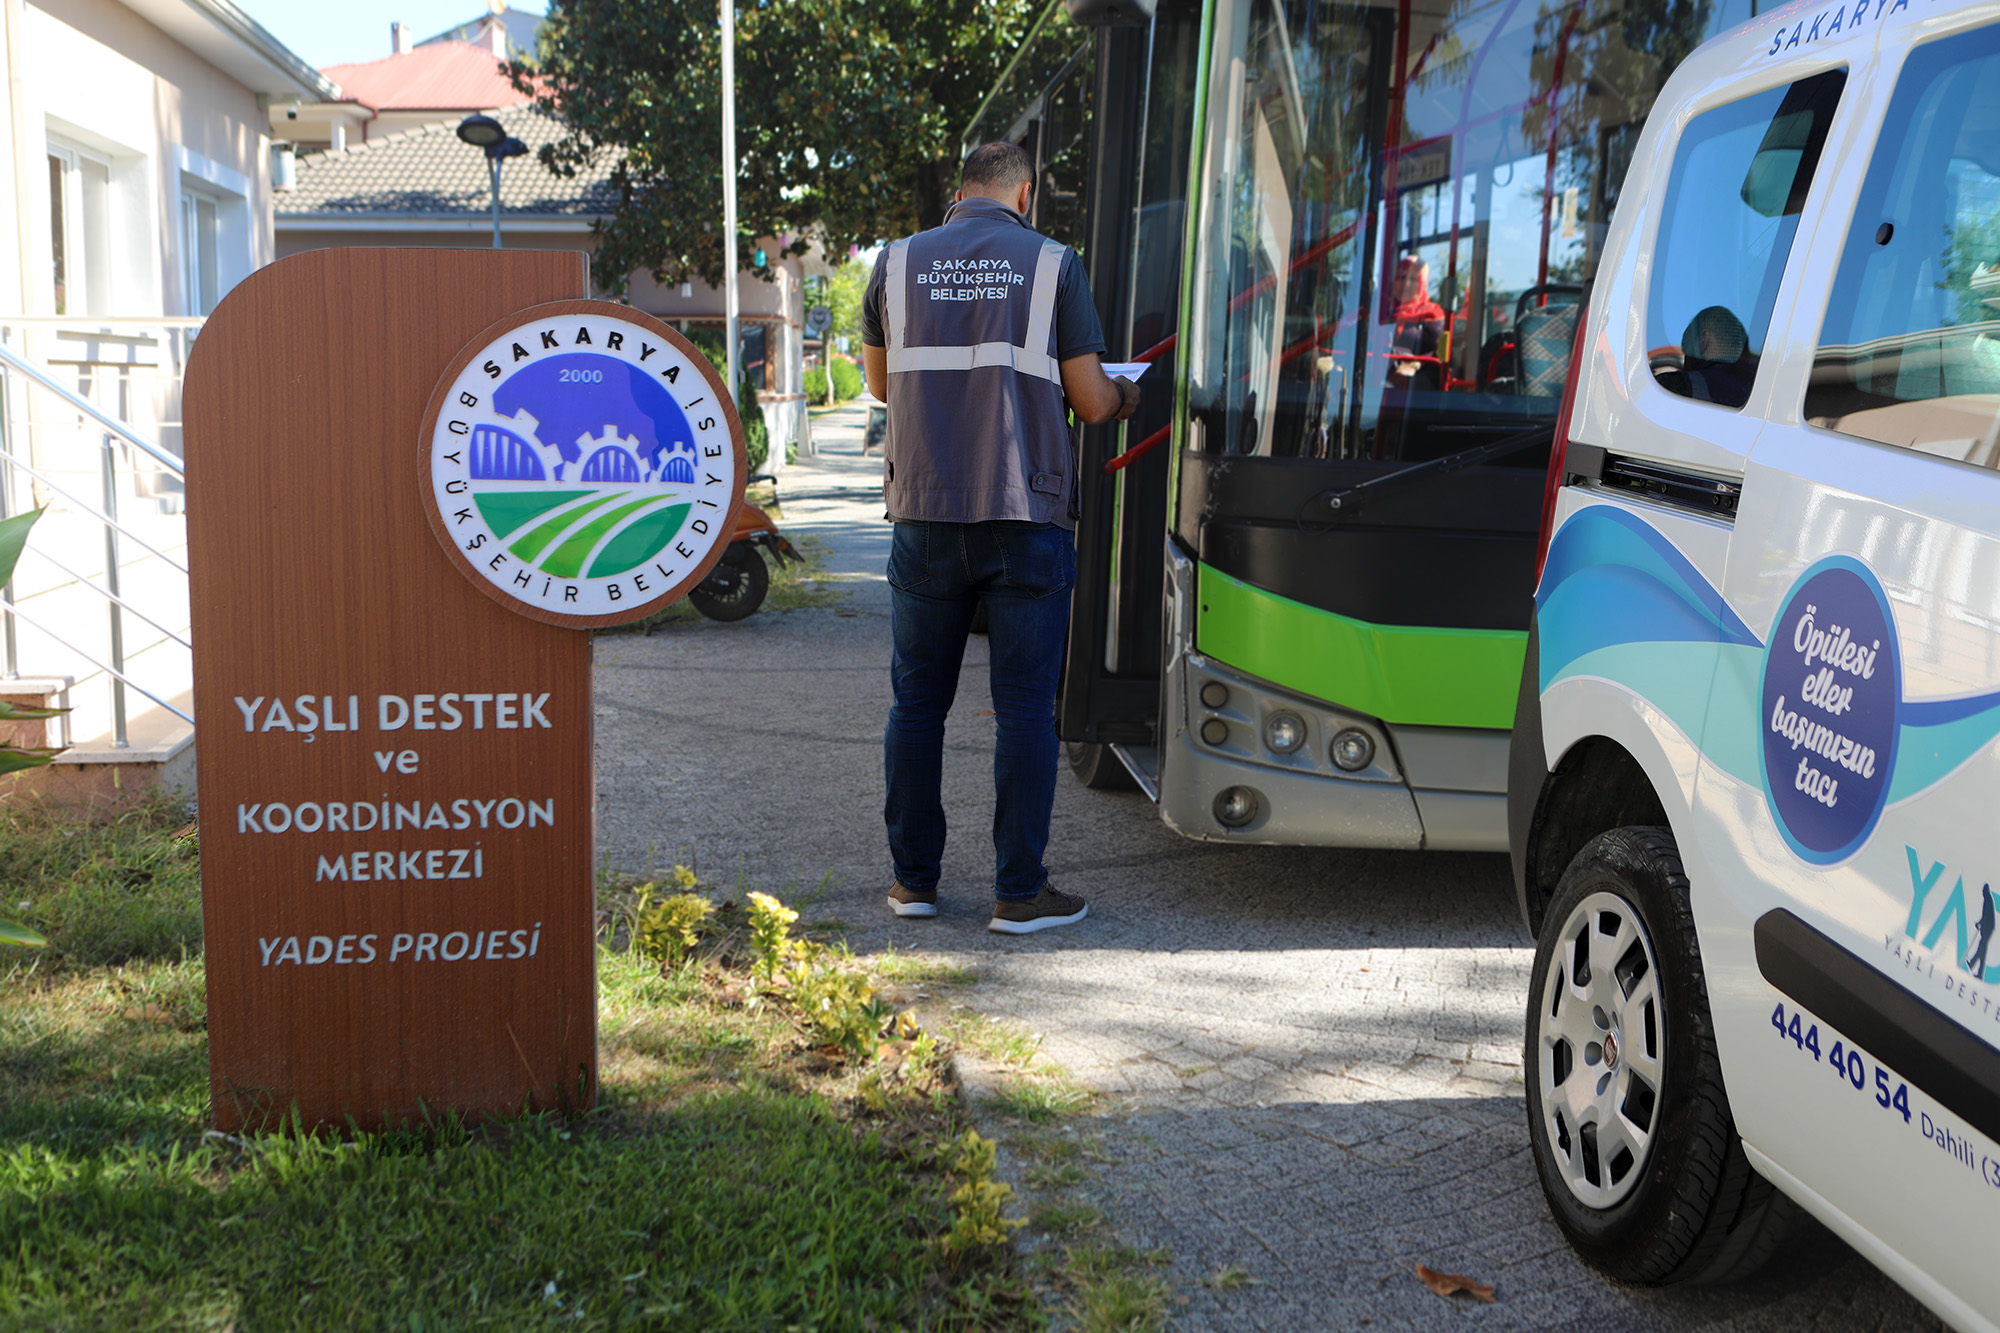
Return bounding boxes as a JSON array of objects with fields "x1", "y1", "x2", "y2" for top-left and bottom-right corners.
[
  {"x1": 943, "y1": 1130, "x2": 1024, "y2": 1256},
  {"x1": 631, "y1": 875, "x2": 715, "y2": 968},
  {"x1": 791, "y1": 963, "x2": 884, "y2": 1057},
  {"x1": 744, "y1": 890, "x2": 800, "y2": 983},
  {"x1": 831, "y1": 356, "x2": 862, "y2": 401},
  {"x1": 806, "y1": 357, "x2": 863, "y2": 406}
]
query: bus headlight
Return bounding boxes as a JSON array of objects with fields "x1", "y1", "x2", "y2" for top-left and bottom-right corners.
[
  {"x1": 1330, "y1": 728, "x2": 1375, "y2": 772},
  {"x1": 1199, "y1": 719, "x2": 1228, "y2": 746},
  {"x1": 1263, "y1": 711, "x2": 1306, "y2": 754},
  {"x1": 1199, "y1": 681, "x2": 1229, "y2": 709}
]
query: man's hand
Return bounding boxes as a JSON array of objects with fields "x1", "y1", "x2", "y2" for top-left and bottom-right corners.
[
  {"x1": 1060, "y1": 354, "x2": 1142, "y2": 425},
  {"x1": 1113, "y1": 375, "x2": 1140, "y2": 421}
]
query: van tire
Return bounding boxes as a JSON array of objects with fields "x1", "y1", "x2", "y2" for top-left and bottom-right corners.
[
  {"x1": 1525, "y1": 826, "x2": 1798, "y2": 1285},
  {"x1": 1066, "y1": 741, "x2": 1137, "y2": 791}
]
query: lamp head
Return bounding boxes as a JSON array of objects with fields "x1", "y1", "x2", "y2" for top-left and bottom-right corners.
[{"x1": 456, "y1": 114, "x2": 505, "y2": 148}]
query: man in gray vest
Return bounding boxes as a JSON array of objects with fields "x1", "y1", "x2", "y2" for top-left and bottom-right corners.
[{"x1": 862, "y1": 141, "x2": 1138, "y2": 934}]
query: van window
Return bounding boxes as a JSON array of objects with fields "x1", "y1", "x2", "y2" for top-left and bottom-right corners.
[
  {"x1": 1807, "y1": 27, "x2": 2000, "y2": 466},
  {"x1": 1649, "y1": 71, "x2": 1845, "y2": 410}
]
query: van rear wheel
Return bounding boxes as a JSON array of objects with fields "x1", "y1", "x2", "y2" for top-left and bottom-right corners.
[{"x1": 1525, "y1": 826, "x2": 1798, "y2": 1285}]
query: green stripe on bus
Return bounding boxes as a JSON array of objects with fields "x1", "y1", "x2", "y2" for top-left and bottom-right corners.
[{"x1": 1195, "y1": 564, "x2": 1524, "y2": 730}]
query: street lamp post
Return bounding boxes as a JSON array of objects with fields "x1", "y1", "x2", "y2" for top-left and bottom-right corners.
[
  {"x1": 456, "y1": 114, "x2": 528, "y2": 249},
  {"x1": 721, "y1": 2, "x2": 740, "y2": 405}
]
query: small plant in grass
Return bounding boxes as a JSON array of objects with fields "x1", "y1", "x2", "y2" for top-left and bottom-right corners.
[
  {"x1": 987, "y1": 1077, "x2": 1093, "y2": 1124},
  {"x1": 791, "y1": 960, "x2": 887, "y2": 1057},
  {"x1": 1064, "y1": 1244, "x2": 1173, "y2": 1332},
  {"x1": 1025, "y1": 1161, "x2": 1090, "y2": 1189},
  {"x1": 1030, "y1": 1201, "x2": 1104, "y2": 1236},
  {"x1": 869, "y1": 949, "x2": 980, "y2": 987},
  {"x1": 944, "y1": 1129, "x2": 1025, "y2": 1259},
  {"x1": 630, "y1": 873, "x2": 714, "y2": 968},
  {"x1": 745, "y1": 890, "x2": 801, "y2": 982},
  {"x1": 908, "y1": 1029, "x2": 946, "y2": 1080}
]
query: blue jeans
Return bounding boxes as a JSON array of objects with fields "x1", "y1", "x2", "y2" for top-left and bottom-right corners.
[{"x1": 885, "y1": 520, "x2": 1075, "y2": 902}]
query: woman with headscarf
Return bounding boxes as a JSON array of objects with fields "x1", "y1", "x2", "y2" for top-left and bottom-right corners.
[{"x1": 1386, "y1": 255, "x2": 1446, "y2": 391}]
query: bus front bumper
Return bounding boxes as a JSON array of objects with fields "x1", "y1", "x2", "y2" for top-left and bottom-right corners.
[{"x1": 1157, "y1": 539, "x2": 1510, "y2": 851}]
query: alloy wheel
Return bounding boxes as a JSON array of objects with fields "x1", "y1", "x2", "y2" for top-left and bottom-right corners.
[{"x1": 1535, "y1": 889, "x2": 1666, "y2": 1209}]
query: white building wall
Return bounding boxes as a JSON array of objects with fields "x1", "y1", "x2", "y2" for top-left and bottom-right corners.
[
  {"x1": 8, "y1": 0, "x2": 278, "y2": 322},
  {"x1": 0, "y1": 0, "x2": 303, "y2": 761}
]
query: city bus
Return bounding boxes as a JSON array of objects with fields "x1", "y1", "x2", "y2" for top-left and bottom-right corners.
[{"x1": 971, "y1": 0, "x2": 1776, "y2": 849}]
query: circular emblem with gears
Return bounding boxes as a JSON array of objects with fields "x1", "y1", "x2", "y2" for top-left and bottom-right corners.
[{"x1": 419, "y1": 300, "x2": 746, "y2": 628}]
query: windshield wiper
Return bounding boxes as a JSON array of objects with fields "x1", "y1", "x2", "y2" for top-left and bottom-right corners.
[{"x1": 1301, "y1": 424, "x2": 1555, "y2": 528}]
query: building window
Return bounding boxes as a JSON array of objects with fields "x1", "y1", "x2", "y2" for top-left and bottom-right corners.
[
  {"x1": 180, "y1": 191, "x2": 220, "y2": 316},
  {"x1": 46, "y1": 141, "x2": 110, "y2": 316},
  {"x1": 46, "y1": 154, "x2": 66, "y2": 314},
  {"x1": 740, "y1": 324, "x2": 768, "y2": 391}
]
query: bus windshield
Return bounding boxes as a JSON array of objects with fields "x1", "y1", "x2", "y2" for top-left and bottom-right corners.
[{"x1": 1187, "y1": 0, "x2": 1756, "y2": 465}]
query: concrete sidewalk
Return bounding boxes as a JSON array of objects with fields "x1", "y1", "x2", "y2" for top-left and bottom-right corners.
[{"x1": 591, "y1": 401, "x2": 1934, "y2": 1330}]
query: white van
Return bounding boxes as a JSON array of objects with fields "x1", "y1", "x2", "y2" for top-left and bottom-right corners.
[{"x1": 1510, "y1": 1, "x2": 2000, "y2": 1325}]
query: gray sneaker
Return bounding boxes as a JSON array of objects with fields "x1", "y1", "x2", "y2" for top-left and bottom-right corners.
[
  {"x1": 988, "y1": 883, "x2": 1088, "y2": 934},
  {"x1": 887, "y1": 882, "x2": 938, "y2": 918}
]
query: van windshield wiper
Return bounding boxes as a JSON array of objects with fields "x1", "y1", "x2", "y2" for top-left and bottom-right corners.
[{"x1": 1300, "y1": 424, "x2": 1554, "y2": 528}]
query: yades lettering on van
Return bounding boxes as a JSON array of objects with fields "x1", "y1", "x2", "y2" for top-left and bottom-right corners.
[{"x1": 1900, "y1": 847, "x2": 2000, "y2": 990}]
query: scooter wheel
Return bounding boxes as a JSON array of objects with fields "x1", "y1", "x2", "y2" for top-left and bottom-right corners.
[{"x1": 689, "y1": 546, "x2": 769, "y2": 621}]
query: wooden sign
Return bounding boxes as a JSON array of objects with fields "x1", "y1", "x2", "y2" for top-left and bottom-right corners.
[{"x1": 184, "y1": 250, "x2": 744, "y2": 1131}]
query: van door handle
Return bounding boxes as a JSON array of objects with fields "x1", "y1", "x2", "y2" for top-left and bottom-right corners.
[{"x1": 1570, "y1": 448, "x2": 1741, "y2": 519}]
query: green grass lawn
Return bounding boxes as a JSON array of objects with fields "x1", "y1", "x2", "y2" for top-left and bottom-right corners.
[{"x1": 0, "y1": 801, "x2": 1032, "y2": 1330}]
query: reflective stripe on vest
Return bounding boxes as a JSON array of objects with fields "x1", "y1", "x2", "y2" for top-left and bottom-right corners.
[{"x1": 882, "y1": 235, "x2": 1068, "y2": 383}]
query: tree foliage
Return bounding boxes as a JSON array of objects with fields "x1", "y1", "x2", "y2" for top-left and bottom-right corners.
[{"x1": 513, "y1": 0, "x2": 1076, "y2": 293}]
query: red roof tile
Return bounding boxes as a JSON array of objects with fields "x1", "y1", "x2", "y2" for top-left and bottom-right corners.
[{"x1": 321, "y1": 41, "x2": 527, "y2": 113}]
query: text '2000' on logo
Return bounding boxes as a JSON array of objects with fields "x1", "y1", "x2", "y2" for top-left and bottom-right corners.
[{"x1": 422, "y1": 304, "x2": 745, "y2": 627}]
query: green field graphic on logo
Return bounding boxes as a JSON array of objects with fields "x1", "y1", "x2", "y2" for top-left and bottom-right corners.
[
  {"x1": 502, "y1": 492, "x2": 627, "y2": 563},
  {"x1": 475, "y1": 487, "x2": 690, "y2": 580},
  {"x1": 588, "y1": 503, "x2": 691, "y2": 578},
  {"x1": 474, "y1": 490, "x2": 594, "y2": 539}
]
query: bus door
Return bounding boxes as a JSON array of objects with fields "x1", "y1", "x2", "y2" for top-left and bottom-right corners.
[
  {"x1": 1060, "y1": 0, "x2": 1206, "y2": 769},
  {"x1": 965, "y1": 1, "x2": 1207, "y2": 775}
]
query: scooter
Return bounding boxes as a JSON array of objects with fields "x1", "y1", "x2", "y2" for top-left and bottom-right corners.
[{"x1": 687, "y1": 476, "x2": 802, "y2": 622}]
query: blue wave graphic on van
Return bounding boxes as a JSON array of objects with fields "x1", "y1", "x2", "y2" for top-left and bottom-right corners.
[
  {"x1": 1536, "y1": 505, "x2": 1760, "y2": 678},
  {"x1": 1536, "y1": 504, "x2": 2000, "y2": 814},
  {"x1": 1888, "y1": 693, "x2": 2000, "y2": 803}
]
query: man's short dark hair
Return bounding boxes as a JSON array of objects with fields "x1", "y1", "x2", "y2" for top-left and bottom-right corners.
[{"x1": 962, "y1": 142, "x2": 1033, "y2": 193}]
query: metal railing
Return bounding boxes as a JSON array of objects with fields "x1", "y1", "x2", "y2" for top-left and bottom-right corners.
[{"x1": 0, "y1": 319, "x2": 197, "y2": 751}]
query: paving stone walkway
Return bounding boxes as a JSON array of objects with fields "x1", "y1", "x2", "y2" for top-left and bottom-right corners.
[{"x1": 593, "y1": 403, "x2": 1939, "y2": 1330}]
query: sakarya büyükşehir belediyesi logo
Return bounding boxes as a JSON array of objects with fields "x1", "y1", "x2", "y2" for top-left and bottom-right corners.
[{"x1": 426, "y1": 311, "x2": 740, "y2": 620}]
